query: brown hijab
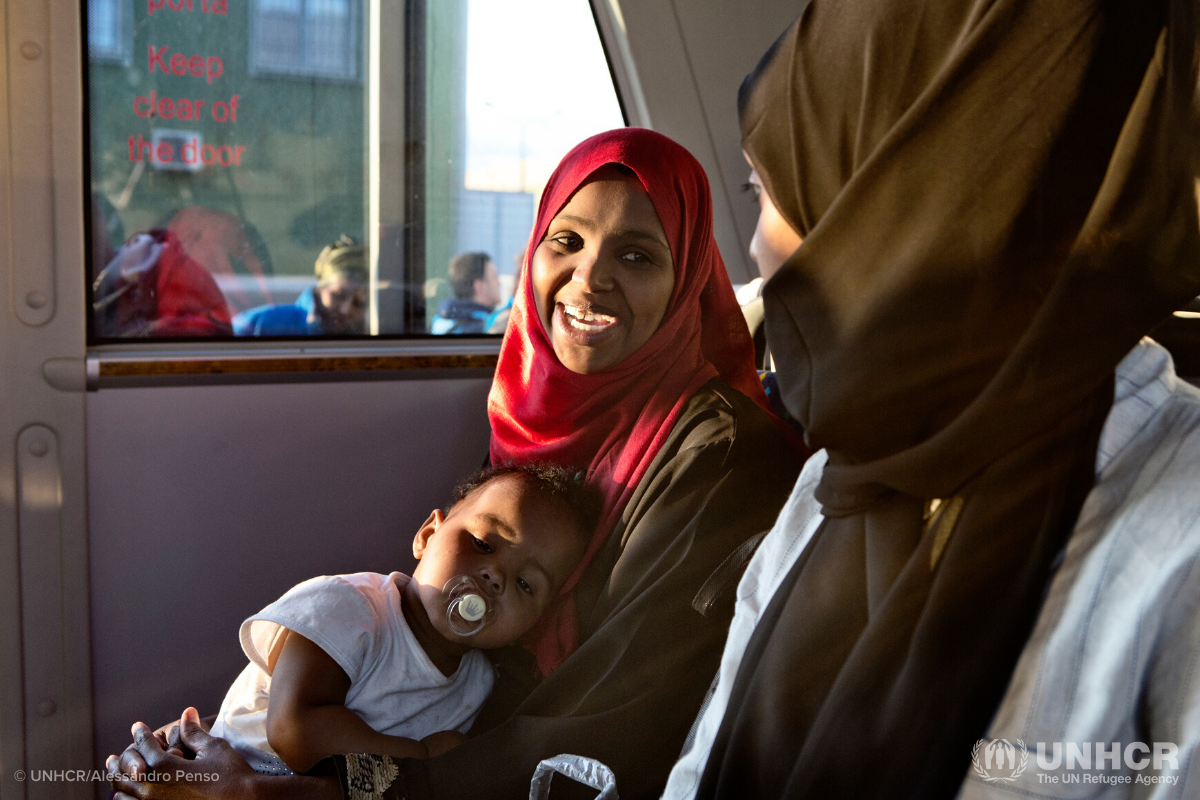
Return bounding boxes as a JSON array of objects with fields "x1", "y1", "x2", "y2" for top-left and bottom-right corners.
[{"x1": 698, "y1": 0, "x2": 1200, "y2": 797}]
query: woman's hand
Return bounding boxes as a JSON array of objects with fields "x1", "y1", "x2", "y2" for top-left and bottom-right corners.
[
  {"x1": 107, "y1": 707, "x2": 259, "y2": 799},
  {"x1": 106, "y1": 707, "x2": 342, "y2": 800}
]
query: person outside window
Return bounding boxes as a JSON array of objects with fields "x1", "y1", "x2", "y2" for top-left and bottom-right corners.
[
  {"x1": 234, "y1": 237, "x2": 367, "y2": 337},
  {"x1": 430, "y1": 252, "x2": 502, "y2": 335}
]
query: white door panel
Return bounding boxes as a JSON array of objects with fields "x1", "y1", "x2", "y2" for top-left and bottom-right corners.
[{"x1": 1, "y1": 0, "x2": 93, "y2": 797}]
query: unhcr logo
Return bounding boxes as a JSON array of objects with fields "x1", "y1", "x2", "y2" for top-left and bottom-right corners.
[
  {"x1": 971, "y1": 739, "x2": 1029, "y2": 784},
  {"x1": 968, "y1": 739, "x2": 1182, "y2": 787}
]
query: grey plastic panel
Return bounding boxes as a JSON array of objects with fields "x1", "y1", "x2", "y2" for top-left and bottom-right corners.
[
  {"x1": 0, "y1": 0, "x2": 92, "y2": 796},
  {"x1": 600, "y1": 0, "x2": 804, "y2": 284},
  {"x1": 7, "y1": 0, "x2": 55, "y2": 327},
  {"x1": 667, "y1": 0, "x2": 807, "y2": 278},
  {"x1": 16, "y1": 426, "x2": 68, "y2": 800}
]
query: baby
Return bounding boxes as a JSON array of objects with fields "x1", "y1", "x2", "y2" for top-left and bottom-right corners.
[{"x1": 201, "y1": 463, "x2": 594, "y2": 775}]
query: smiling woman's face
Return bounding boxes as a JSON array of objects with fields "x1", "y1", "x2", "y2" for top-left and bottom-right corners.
[{"x1": 532, "y1": 166, "x2": 676, "y2": 374}]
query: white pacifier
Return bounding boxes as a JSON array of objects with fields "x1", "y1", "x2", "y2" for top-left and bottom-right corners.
[{"x1": 443, "y1": 575, "x2": 495, "y2": 636}]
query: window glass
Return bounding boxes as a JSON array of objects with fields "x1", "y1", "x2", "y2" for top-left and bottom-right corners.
[{"x1": 85, "y1": 0, "x2": 624, "y2": 341}]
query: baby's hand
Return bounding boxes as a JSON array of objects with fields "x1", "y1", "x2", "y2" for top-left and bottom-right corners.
[
  {"x1": 139, "y1": 719, "x2": 184, "y2": 758},
  {"x1": 150, "y1": 712, "x2": 215, "y2": 757},
  {"x1": 420, "y1": 730, "x2": 468, "y2": 758}
]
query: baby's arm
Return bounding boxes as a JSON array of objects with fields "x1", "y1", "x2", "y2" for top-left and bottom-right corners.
[
  {"x1": 266, "y1": 630, "x2": 432, "y2": 773},
  {"x1": 421, "y1": 729, "x2": 468, "y2": 757}
]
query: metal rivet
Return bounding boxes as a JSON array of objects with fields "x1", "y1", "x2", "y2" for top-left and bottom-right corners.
[
  {"x1": 25, "y1": 290, "x2": 47, "y2": 309},
  {"x1": 37, "y1": 699, "x2": 56, "y2": 717},
  {"x1": 20, "y1": 41, "x2": 41, "y2": 60},
  {"x1": 28, "y1": 440, "x2": 48, "y2": 457}
]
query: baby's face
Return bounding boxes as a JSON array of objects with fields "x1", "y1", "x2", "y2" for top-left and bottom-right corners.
[{"x1": 411, "y1": 475, "x2": 585, "y2": 649}]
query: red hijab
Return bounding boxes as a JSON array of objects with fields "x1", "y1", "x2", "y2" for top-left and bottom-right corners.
[{"x1": 488, "y1": 127, "x2": 773, "y2": 675}]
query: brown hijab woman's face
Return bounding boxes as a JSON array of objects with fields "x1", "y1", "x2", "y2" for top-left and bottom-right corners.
[{"x1": 745, "y1": 156, "x2": 802, "y2": 281}]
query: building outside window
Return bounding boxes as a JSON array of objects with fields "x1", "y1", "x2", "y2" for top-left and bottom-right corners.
[
  {"x1": 88, "y1": 0, "x2": 132, "y2": 65},
  {"x1": 250, "y1": 0, "x2": 359, "y2": 82}
]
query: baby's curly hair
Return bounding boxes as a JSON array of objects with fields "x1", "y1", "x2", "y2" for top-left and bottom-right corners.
[{"x1": 447, "y1": 462, "x2": 599, "y2": 541}]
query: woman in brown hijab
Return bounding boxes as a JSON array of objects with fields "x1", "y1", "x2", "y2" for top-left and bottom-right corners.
[{"x1": 686, "y1": 0, "x2": 1200, "y2": 797}]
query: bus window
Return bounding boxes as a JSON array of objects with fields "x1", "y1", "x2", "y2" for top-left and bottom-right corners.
[{"x1": 84, "y1": 0, "x2": 624, "y2": 341}]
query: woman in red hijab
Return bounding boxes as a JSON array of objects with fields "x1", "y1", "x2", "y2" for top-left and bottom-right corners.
[
  {"x1": 430, "y1": 127, "x2": 802, "y2": 799},
  {"x1": 489, "y1": 127, "x2": 802, "y2": 679},
  {"x1": 109, "y1": 128, "x2": 802, "y2": 800}
]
